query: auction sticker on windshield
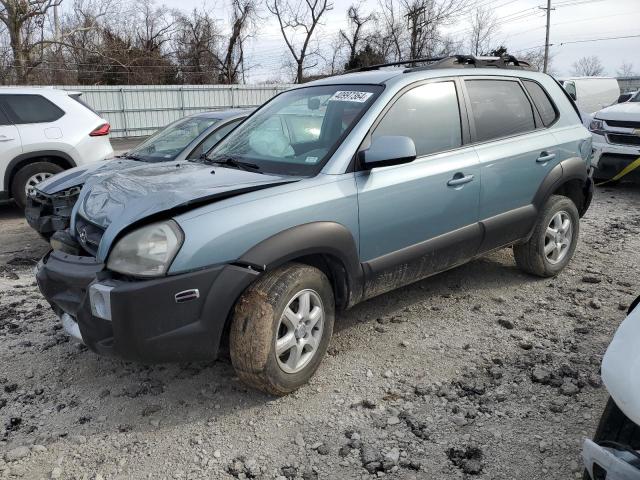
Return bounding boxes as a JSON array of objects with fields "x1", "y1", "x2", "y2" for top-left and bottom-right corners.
[{"x1": 329, "y1": 91, "x2": 373, "y2": 103}]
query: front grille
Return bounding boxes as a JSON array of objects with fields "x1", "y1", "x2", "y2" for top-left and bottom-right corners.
[
  {"x1": 75, "y1": 217, "x2": 105, "y2": 256},
  {"x1": 605, "y1": 119, "x2": 640, "y2": 129},
  {"x1": 607, "y1": 134, "x2": 640, "y2": 146}
]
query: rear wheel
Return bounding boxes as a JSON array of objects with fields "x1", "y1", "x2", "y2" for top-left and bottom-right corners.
[
  {"x1": 514, "y1": 195, "x2": 579, "y2": 277},
  {"x1": 11, "y1": 162, "x2": 63, "y2": 209},
  {"x1": 229, "y1": 263, "x2": 335, "y2": 396}
]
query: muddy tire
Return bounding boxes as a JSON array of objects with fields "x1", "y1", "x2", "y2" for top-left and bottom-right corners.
[
  {"x1": 11, "y1": 162, "x2": 63, "y2": 210},
  {"x1": 229, "y1": 263, "x2": 335, "y2": 396},
  {"x1": 514, "y1": 195, "x2": 579, "y2": 277}
]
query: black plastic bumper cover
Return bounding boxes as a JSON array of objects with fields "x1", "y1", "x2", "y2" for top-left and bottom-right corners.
[
  {"x1": 36, "y1": 250, "x2": 260, "y2": 362},
  {"x1": 25, "y1": 200, "x2": 70, "y2": 235}
]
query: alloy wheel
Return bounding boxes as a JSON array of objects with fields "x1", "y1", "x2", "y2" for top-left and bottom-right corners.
[
  {"x1": 544, "y1": 211, "x2": 573, "y2": 264},
  {"x1": 275, "y1": 289, "x2": 325, "y2": 374}
]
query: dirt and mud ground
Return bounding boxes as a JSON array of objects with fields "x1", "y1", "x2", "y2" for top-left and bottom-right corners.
[{"x1": 0, "y1": 184, "x2": 639, "y2": 480}]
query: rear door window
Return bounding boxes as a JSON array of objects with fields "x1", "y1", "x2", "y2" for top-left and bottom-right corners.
[
  {"x1": 465, "y1": 79, "x2": 536, "y2": 143},
  {"x1": 372, "y1": 81, "x2": 462, "y2": 157},
  {"x1": 0, "y1": 94, "x2": 65, "y2": 124},
  {"x1": 522, "y1": 80, "x2": 558, "y2": 127},
  {"x1": 0, "y1": 106, "x2": 9, "y2": 125}
]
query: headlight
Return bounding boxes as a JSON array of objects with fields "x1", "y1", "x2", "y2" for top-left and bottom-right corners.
[
  {"x1": 589, "y1": 119, "x2": 605, "y2": 134},
  {"x1": 107, "y1": 220, "x2": 183, "y2": 277}
]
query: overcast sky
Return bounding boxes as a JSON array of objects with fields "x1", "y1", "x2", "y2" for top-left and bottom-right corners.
[{"x1": 163, "y1": 0, "x2": 639, "y2": 82}]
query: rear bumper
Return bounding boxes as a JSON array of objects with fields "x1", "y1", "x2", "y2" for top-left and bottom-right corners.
[{"x1": 35, "y1": 249, "x2": 260, "y2": 362}]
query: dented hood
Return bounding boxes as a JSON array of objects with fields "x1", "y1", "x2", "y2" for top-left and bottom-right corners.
[
  {"x1": 75, "y1": 161, "x2": 298, "y2": 240},
  {"x1": 36, "y1": 159, "x2": 140, "y2": 195}
]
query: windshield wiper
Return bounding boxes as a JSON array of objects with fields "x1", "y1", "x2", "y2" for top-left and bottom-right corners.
[
  {"x1": 206, "y1": 155, "x2": 262, "y2": 173},
  {"x1": 116, "y1": 152, "x2": 144, "y2": 161}
]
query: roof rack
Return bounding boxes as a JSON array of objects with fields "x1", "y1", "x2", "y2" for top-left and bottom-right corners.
[
  {"x1": 350, "y1": 57, "x2": 446, "y2": 73},
  {"x1": 348, "y1": 54, "x2": 534, "y2": 73},
  {"x1": 405, "y1": 54, "x2": 534, "y2": 72}
]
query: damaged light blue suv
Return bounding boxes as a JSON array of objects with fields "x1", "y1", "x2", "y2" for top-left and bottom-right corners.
[{"x1": 36, "y1": 55, "x2": 594, "y2": 395}]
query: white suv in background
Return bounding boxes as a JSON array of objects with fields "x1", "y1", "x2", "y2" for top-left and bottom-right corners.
[
  {"x1": 590, "y1": 91, "x2": 640, "y2": 182},
  {"x1": 0, "y1": 88, "x2": 113, "y2": 209}
]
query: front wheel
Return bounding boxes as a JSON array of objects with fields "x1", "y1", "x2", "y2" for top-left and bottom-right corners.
[
  {"x1": 229, "y1": 263, "x2": 335, "y2": 396},
  {"x1": 514, "y1": 195, "x2": 580, "y2": 277},
  {"x1": 11, "y1": 162, "x2": 63, "y2": 210}
]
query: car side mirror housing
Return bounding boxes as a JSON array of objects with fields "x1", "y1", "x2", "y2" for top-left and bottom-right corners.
[
  {"x1": 569, "y1": 92, "x2": 577, "y2": 101},
  {"x1": 359, "y1": 135, "x2": 417, "y2": 170}
]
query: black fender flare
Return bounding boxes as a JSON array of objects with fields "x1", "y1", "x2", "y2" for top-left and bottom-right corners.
[
  {"x1": 237, "y1": 222, "x2": 364, "y2": 308},
  {"x1": 532, "y1": 156, "x2": 590, "y2": 213},
  {"x1": 4, "y1": 150, "x2": 76, "y2": 192}
]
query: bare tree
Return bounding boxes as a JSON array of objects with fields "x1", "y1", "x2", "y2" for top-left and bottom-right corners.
[
  {"x1": 402, "y1": 0, "x2": 464, "y2": 60},
  {"x1": 571, "y1": 55, "x2": 605, "y2": 77},
  {"x1": 376, "y1": 0, "x2": 403, "y2": 61},
  {"x1": 339, "y1": 4, "x2": 374, "y2": 66},
  {"x1": 173, "y1": 8, "x2": 219, "y2": 84},
  {"x1": 616, "y1": 61, "x2": 637, "y2": 78},
  {"x1": 59, "y1": 0, "x2": 115, "y2": 84},
  {"x1": 0, "y1": 0, "x2": 61, "y2": 83},
  {"x1": 266, "y1": 0, "x2": 333, "y2": 83},
  {"x1": 215, "y1": 0, "x2": 257, "y2": 84},
  {"x1": 133, "y1": 0, "x2": 174, "y2": 53},
  {"x1": 467, "y1": 6, "x2": 498, "y2": 56},
  {"x1": 519, "y1": 47, "x2": 556, "y2": 73}
]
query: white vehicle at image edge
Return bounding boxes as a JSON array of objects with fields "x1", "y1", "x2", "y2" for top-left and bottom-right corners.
[
  {"x1": 0, "y1": 87, "x2": 113, "y2": 209},
  {"x1": 582, "y1": 295, "x2": 640, "y2": 480},
  {"x1": 589, "y1": 91, "x2": 640, "y2": 183}
]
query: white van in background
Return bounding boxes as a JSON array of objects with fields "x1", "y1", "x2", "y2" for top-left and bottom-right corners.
[{"x1": 558, "y1": 77, "x2": 620, "y2": 115}]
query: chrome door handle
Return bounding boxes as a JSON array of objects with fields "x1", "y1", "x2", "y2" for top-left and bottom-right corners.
[
  {"x1": 447, "y1": 174, "x2": 474, "y2": 187},
  {"x1": 536, "y1": 152, "x2": 556, "y2": 163}
]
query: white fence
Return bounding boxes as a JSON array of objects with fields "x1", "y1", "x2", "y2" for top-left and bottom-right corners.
[
  {"x1": 618, "y1": 77, "x2": 640, "y2": 93},
  {"x1": 58, "y1": 84, "x2": 294, "y2": 138}
]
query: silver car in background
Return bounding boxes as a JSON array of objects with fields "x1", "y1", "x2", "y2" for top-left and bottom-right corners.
[{"x1": 25, "y1": 109, "x2": 250, "y2": 237}]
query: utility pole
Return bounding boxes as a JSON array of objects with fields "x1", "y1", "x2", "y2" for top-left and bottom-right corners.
[{"x1": 540, "y1": 0, "x2": 555, "y2": 73}]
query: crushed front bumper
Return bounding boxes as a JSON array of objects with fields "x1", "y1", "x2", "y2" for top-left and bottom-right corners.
[
  {"x1": 592, "y1": 138, "x2": 640, "y2": 181},
  {"x1": 25, "y1": 194, "x2": 77, "y2": 235},
  {"x1": 35, "y1": 249, "x2": 260, "y2": 362}
]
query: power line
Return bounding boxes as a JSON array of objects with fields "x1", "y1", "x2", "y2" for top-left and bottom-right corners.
[{"x1": 556, "y1": 33, "x2": 640, "y2": 45}]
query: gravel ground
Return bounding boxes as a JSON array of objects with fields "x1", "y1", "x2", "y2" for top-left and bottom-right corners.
[{"x1": 0, "y1": 184, "x2": 639, "y2": 480}]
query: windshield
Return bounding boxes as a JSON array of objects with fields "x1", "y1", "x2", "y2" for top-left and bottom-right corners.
[
  {"x1": 209, "y1": 84, "x2": 383, "y2": 175},
  {"x1": 630, "y1": 92, "x2": 640, "y2": 102},
  {"x1": 128, "y1": 116, "x2": 219, "y2": 162}
]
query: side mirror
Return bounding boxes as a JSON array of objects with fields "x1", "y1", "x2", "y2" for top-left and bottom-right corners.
[
  {"x1": 358, "y1": 135, "x2": 417, "y2": 170},
  {"x1": 569, "y1": 92, "x2": 577, "y2": 101}
]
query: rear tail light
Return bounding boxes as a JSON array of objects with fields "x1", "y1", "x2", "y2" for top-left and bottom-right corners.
[{"x1": 89, "y1": 123, "x2": 110, "y2": 136}]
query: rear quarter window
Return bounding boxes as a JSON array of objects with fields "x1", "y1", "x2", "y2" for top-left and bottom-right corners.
[
  {"x1": 465, "y1": 79, "x2": 536, "y2": 143},
  {"x1": 0, "y1": 94, "x2": 65, "y2": 124},
  {"x1": 522, "y1": 80, "x2": 558, "y2": 127},
  {"x1": 69, "y1": 93, "x2": 99, "y2": 115}
]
